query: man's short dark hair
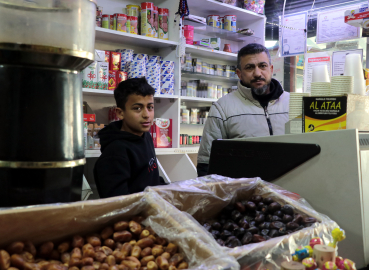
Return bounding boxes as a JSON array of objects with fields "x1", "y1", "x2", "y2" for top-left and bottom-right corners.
[
  {"x1": 237, "y1": 43, "x2": 271, "y2": 69},
  {"x1": 114, "y1": 77, "x2": 155, "y2": 110}
]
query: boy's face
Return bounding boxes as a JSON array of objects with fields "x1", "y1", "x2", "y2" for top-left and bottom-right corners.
[{"x1": 116, "y1": 94, "x2": 154, "y2": 136}]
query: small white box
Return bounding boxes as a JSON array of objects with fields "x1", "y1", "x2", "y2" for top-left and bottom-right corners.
[
  {"x1": 82, "y1": 61, "x2": 97, "y2": 89},
  {"x1": 96, "y1": 62, "x2": 109, "y2": 90},
  {"x1": 95, "y1": 50, "x2": 105, "y2": 62}
]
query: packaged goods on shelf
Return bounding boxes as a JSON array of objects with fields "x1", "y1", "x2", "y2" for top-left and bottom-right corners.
[
  {"x1": 160, "y1": 61, "x2": 175, "y2": 95},
  {"x1": 133, "y1": 53, "x2": 149, "y2": 63},
  {"x1": 116, "y1": 71, "x2": 128, "y2": 84},
  {"x1": 183, "y1": 25, "x2": 194, "y2": 45},
  {"x1": 207, "y1": 15, "x2": 220, "y2": 28},
  {"x1": 218, "y1": 0, "x2": 238, "y2": 6},
  {"x1": 153, "y1": 5, "x2": 159, "y2": 38},
  {"x1": 244, "y1": 0, "x2": 265, "y2": 14},
  {"x1": 193, "y1": 40, "x2": 211, "y2": 48},
  {"x1": 149, "y1": 176, "x2": 338, "y2": 269},
  {"x1": 180, "y1": 134, "x2": 202, "y2": 145},
  {"x1": 95, "y1": 49, "x2": 105, "y2": 62},
  {"x1": 216, "y1": 64, "x2": 223, "y2": 76},
  {"x1": 224, "y1": 15, "x2": 237, "y2": 32},
  {"x1": 159, "y1": 8, "x2": 169, "y2": 40},
  {"x1": 141, "y1": 2, "x2": 155, "y2": 37},
  {"x1": 201, "y1": 37, "x2": 221, "y2": 51},
  {"x1": 116, "y1": 48, "x2": 134, "y2": 72},
  {"x1": 152, "y1": 118, "x2": 172, "y2": 148},
  {"x1": 82, "y1": 61, "x2": 97, "y2": 89},
  {"x1": 109, "y1": 52, "x2": 121, "y2": 71},
  {"x1": 147, "y1": 62, "x2": 161, "y2": 94},
  {"x1": 127, "y1": 4, "x2": 140, "y2": 17},
  {"x1": 192, "y1": 58, "x2": 202, "y2": 73},
  {"x1": 115, "y1": 13, "x2": 127, "y2": 32},
  {"x1": 104, "y1": 50, "x2": 110, "y2": 63},
  {"x1": 97, "y1": 61, "x2": 109, "y2": 90},
  {"x1": 128, "y1": 15, "x2": 138, "y2": 34},
  {"x1": 108, "y1": 70, "x2": 117, "y2": 90}
]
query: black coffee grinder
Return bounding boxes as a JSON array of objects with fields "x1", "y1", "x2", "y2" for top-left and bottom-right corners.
[{"x1": 0, "y1": 0, "x2": 97, "y2": 207}]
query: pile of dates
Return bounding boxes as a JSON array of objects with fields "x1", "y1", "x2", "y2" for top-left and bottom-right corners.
[
  {"x1": 202, "y1": 196, "x2": 318, "y2": 248},
  {"x1": 0, "y1": 216, "x2": 188, "y2": 270}
]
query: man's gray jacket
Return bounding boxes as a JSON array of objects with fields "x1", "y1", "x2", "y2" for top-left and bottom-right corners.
[{"x1": 197, "y1": 78, "x2": 290, "y2": 175}]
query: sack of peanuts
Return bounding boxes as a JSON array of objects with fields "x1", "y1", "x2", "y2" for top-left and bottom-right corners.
[{"x1": 0, "y1": 191, "x2": 240, "y2": 270}]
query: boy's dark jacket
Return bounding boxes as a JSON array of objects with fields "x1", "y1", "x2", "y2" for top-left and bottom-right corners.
[{"x1": 93, "y1": 120, "x2": 166, "y2": 198}]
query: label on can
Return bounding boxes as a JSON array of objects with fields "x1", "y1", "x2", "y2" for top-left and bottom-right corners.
[
  {"x1": 141, "y1": 2, "x2": 155, "y2": 37},
  {"x1": 207, "y1": 15, "x2": 220, "y2": 28},
  {"x1": 224, "y1": 15, "x2": 236, "y2": 32},
  {"x1": 128, "y1": 16, "x2": 138, "y2": 35},
  {"x1": 109, "y1": 15, "x2": 116, "y2": 30},
  {"x1": 115, "y1": 13, "x2": 127, "y2": 32},
  {"x1": 153, "y1": 6, "x2": 159, "y2": 38},
  {"x1": 159, "y1": 8, "x2": 169, "y2": 40},
  {"x1": 96, "y1": 17, "x2": 102, "y2": 27},
  {"x1": 102, "y1": 14, "x2": 109, "y2": 29},
  {"x1": 126, "y1": 5, "x2": 140, "y2": 17}
]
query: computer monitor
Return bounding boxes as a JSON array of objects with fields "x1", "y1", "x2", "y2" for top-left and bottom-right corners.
[{"x1": 208, "y1": 139, "x2": 321, "y2": 181}]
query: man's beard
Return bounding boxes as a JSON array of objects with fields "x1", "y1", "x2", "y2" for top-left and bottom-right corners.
[{"x1": 243, "y1": 78, "x2": 271, "y2": 96}]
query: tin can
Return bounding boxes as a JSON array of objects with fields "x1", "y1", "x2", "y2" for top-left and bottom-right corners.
[
  {"x1": 115, "y1": 13, "x2": 127, "y2": 32},
  {"x1": 224, "y1": 15, "x2": 236, "y2": 32},
  {"x1": 96, "y1": 17, "x2": 102, "y2": 27},
  {"x1": 141, "y1": 2, "x2": 154, "y2": 37},
  {"x1": 159, "y1": 8, "x2": 169, "y2": 40},
  {"x1": 220, "y1": 17, "x2": 224, "y2": 29},
  {"x1": 128, "y1": 16, "x2": 138, "y2": 35},
  {"x1": 102, "y1": 14, "x2": 110, "y2": 29},
  {"x1": 127, "y1": 4, "x2": 140, "y2": 17},
  {"x1": 153, "y1": 5, "x2": 159, "y2": 38},
  {"x1": 207, "y1": 15, "x2": 220, "y2": 28},
  {"x1": 109, "y1": 15, "x2": 116, "y2": 30}
]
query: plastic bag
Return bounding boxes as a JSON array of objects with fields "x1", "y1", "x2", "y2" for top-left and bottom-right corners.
[
  {"x1": 0, "y1": 191, "x2": 240, "y2": 270},
  {"x1": 148, "y1": 175, "x2": 339, "y2": 269}
]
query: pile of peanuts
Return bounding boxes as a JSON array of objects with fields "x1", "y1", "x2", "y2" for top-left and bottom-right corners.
[{"x1": 0, "y1": 216, "x2": 188, "y2": 270}]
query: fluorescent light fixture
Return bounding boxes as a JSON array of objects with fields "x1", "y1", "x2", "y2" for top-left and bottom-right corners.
[{"x1": 265, "y1": 40, "x2": 278, "y2": 48}]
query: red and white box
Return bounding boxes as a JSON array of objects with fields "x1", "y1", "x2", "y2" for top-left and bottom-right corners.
[
  {"x1": 116, "y1": 71, "x2": 128, "y2": 84},
  {"x1": 152, "y1": 118, "x2": 172, "y2": 148},
  {"x1": 104, "y1": 51, "x2": 111, "y2": 63},
  {"x1": 110, "y1": 52, "x2": 121, "y2": 71},
  {"x1": 83, "y1": 114, "x2": 96, "y2": 122},
  {"x1": 108, "y1": 70, "x2": 117, "y2": 90}
]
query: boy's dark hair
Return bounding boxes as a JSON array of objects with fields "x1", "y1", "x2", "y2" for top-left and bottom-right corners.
[
  {"x1": 237, "y1": 43, "x2": 271, "y2": 69},
  {"x1": 114, "y1": 77, "x2": 155, "y2": 110}
]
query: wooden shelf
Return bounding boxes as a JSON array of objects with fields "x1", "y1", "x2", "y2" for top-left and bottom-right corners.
[{"x1": 95, "y1": 27, "x2": 178, "y2": 48}]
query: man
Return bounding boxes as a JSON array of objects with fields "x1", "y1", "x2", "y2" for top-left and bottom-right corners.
[{"x1": 197, "y1": 43, "x2": 290, "y2": 176}]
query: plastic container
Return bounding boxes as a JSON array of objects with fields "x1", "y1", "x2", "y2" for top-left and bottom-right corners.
[
  {"x1": 183, "y1": 25, "x2": 194, "y2": 45},
  {"x1": 0, "y1": 0, "x2": 96, "y2": 58}
]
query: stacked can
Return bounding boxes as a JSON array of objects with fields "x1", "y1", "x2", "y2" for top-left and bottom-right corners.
[
  {"x1": 115, "y1": 49, "x2": 134, "y2": 73},
  {"x1": 160, "y1": 61, "x2": 175, "y2": 95}
]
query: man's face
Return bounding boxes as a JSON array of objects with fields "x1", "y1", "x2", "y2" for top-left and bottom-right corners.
[
  {"x1": 116, "y1": 94, "x2": 154, "y2": 136},
  {"x1": 236, "y1": 52, "x2": 274, "y2": 95}
]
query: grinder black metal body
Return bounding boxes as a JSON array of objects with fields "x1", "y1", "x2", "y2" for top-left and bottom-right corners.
[{"x1": 0, "y1": 0, "x2": 96, "y2": 207}]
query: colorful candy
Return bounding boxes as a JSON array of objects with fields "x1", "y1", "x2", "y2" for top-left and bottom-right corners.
[
  {"x1": 322, "y1": 262, "x2": 337, "y2": 270},
  {"x1": 310, "y1": 237, "x2": 323, "y2": 249},
  {"x1": 335, "y1": 256, "x2": 344, "y2": 269},
  {"x1": 343, "y1": 259, "x2": 356, "y2": 270},
  {"x1": 329, "y1": 228, "x2": 346, "y2": 248},
  {"x1": 302, "y1": 257, "x2": 317, "y2": 270},
  {"x1": 292, "y1": 245, "x2": 313, "y2": 261}
]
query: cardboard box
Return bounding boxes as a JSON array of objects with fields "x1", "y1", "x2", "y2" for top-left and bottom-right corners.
[
  {"x1": 95, "y1": 49, "x2": 105, "y2": 62},
  {"x1": 96, "y1": 62, "x2": 109, "y2": 90},
  {"x1": 201, "y1": 38, "x2": 221, "y2": 50},
  {"x1": 152, "y1": 118, "x2": 172, "y2": 148},
  {"x1": 83, "y1": 114, "x2": 96, "y2": 122},
  {"x1": 344, "y1": 6, "x2": 369, "y2": 27},
  {"x1": 82, "y1": 61, "x2": 97, "y2": 89},
  {"x1": 104, "y1": 51, "x2": 110, "y2": 63},
  {"x1": 108, "y1": 70, "x2": 117, "y2": 90},
  {"x1": 110, "y1": 52, "x2": 121, "y2": 71},
  {"x1": 303, "y1": 94, "x2": 369, "y2": 132}
]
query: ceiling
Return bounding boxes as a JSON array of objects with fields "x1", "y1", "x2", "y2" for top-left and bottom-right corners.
[{"x1": 264, "y1": 0, "x2": 366, "y2": 40}]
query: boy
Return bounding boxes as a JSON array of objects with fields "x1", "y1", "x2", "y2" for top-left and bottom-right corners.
[{"x1": 93, "y1": 77, "x2": 166, "y2": 198}]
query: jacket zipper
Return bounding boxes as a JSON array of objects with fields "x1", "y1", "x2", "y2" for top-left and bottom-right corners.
[{"x1": 263, "y1": 106, "x2": 273, "y2": 136}]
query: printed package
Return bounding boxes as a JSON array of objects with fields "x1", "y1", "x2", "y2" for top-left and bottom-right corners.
[
  {"x1": 152, "y1": 118, "x2": 172, "y2": 148},
  {"x1": 97, "y1": 62, "x2": 109, "y2": 90},
  {"x1": 82, "y1": 61, "x2": 97, "y2": 89}
]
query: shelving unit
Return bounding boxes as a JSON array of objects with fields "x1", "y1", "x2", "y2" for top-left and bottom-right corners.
[
  {"x1": 82, "y1": 0, "x2": 266, "y2": 187},
  {"x1": 181, "y1": 70, "x2": 239, "y2": 83}
]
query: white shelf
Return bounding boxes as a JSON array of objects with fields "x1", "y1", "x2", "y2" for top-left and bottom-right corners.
[
  {"x1": 85, "y1": 147, "x2": 199, "y2": 158},
  {"x1": 185, "y1": 44, "x2": 237, "y2": 62},
  {"x1": 180, "y1": 96, "x2": 218, "y2": 103},
  {"x1": 186, "y1": 0, "x2": 265, "y2": 26},
  {"x1": 181, "y1": 70, "x2": 239, "y2": 83},
  {"x1": 95, "y1": 27, "x2": 178, "y2": 48},
  {"x1": 184, "y1": 19, "x2": 262, "y2": 42},
  {"x1": 82, "y1": 89, "x2": 178, "y2": 99}
]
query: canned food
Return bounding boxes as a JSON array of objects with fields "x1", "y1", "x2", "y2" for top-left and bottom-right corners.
[
  {"x1": 102, "y1": 14, "x2": 109, "y2": 29},
  {"x1": 220, "y1": 17, "x2": 224, "y2": 29},
  {"x1": 126, "y1": 4, "x2": 140, "y2": 17},
  {"x1": 159, "y1": 8, "x2": 169, "y2": 40},
  {"x1": 207, "y1": 15, "x2": 220, "y2": 28},
  {"x1": 224, "y1": 15, "x2": 237, "y2": 32},
  {"x1": 153, "y1": 6, "x2": 159, "y2": 38},
  {"x1": 141, "y1": 2, "x2": 155, "y2": 37},
  {"x1": 109, "y1": 15, "x2": 116, "y2": 30},
  {"x1": 115, "y1": 13, "x2": 127, "y2": 32},
  {"x1": 96, "y1": 17, "x2": 102, "y2": 27},
  {"x1": 128, "y1": 16, "x2": 138, "y2": 34}
]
